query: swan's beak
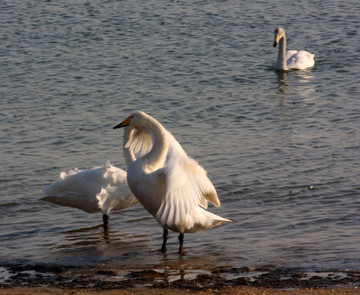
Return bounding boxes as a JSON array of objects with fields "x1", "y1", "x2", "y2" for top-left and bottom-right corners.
[
  {"x1": 113, "y1": 116, "x2": 131, "y2": 129},
  {"x1": 273, "y1": 34, "x2": 280, "y2": 48}
]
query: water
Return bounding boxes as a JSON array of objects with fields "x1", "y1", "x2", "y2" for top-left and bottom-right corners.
[{"x1": 1, "y1": 0, "x2": 360, "y2": 285}]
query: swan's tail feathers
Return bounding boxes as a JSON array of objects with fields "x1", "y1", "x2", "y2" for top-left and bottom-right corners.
[
  {"x1": 177, "y1": 207, "x2": 232, "y2": 233},
  {"x1": 41, "y1": 194, "x2": 100, "y2": 213},
  {"x1": 42, "y1": 168, "x2": 102, "y2": 213},
  {"x1": 207, "y1": 211, "x2": 232, "y2": 228}
]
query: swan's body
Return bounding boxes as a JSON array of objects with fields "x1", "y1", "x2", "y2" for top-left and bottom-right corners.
[
  {"x1": 273, "y1": 27, "x2": 315, "y2": 71},
  {"x1": 42, "y1": 127, "x2": 153, "y2": 229},
  {"x1": 42, "y1": 161, "x2": 136, "y2": 213},
  {"x1": 114, "y1": 111, "x2": 230, "y2": 253}
]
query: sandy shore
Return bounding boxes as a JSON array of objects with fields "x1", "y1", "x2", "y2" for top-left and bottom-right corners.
[
  {"x1": 1, "y1": 286, "x2": 360, "y2": 295},
  {"x1": 2, "y1": 263, "x2": 360, "y2": 294}
]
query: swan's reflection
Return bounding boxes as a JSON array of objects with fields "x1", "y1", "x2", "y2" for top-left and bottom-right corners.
[
  {"x1": 149, "y1": 250, "x2": 216, "y2": 284},
  {"x1": 276, "y1": 71, "x2": 289, "y2": 96},
  {"x1": 274, "y1": 69, "x2": 315, "y2": 104}
]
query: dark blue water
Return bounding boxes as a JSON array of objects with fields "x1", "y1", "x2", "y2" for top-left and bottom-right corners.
[{"x1": 1, "y1": 0, "x2": 360, "y2": 284}]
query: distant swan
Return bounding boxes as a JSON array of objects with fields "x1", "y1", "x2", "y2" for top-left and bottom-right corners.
[
  {"x1": 113, "y1": 111, "x2": 231, "y2": 253},
  {"x1": 42, "y1": 126, "x2": 153, "y2": 230},
  {"x1": 273, "y1": 27, "x2": 315, "y2": 70}
]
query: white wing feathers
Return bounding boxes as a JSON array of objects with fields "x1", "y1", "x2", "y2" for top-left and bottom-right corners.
[
  {"x1": 96, "y1": 162, "x2": 137, "y2": 215},
  {"x1": 125, "y1": 127, "x2": 153, "y2": 155},
  {"x1": 287, "y1": 50, "x2": 315, "y2": 70},
  {"x1": 155, "y1": 145, "x2": 220, "y2": 230},
  {"x1": 42, "y1": 161, "x2": 137, "y2": 214},
  {"x1": 286, "y1": 50, "x2": 298, "y2": 60}
]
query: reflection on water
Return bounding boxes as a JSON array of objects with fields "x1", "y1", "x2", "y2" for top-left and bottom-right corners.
[
  {"x1": 48, "y1": 221, "x2": 227, "y2": 282},
  {"x1": 274, "y1": 70, "x2": 315, "y2": 100},
  {"x1": 275, "y1": 71, "x2": 289, "y2": 105},
  {"x1": 53, "y1": 224, "x2": 153, "y2": 264},
  {"x1": 56, "y1": 250, "x2": 219, "y2": 287}
]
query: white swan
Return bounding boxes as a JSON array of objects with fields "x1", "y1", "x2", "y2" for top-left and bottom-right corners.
[
  {"x1": 113, "y1": 111, "x2": 231, "y2": 253},
  {"x1": 273, "y1": 27, "x2": 315, "y2": 70},
  {"x1": 42, "y1": 126, "x2": 153, "y2": 230}
]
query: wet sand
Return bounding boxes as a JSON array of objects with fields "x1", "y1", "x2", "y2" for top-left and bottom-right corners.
[
  {"x1": 1, "y1": 263, "x2": 360, "y2": 295},
  {"x1": 1, "y1": 286, "x2": 360, "y2": 295},
  {"x1": 2, "y1": 268, "x2": 360, "y2": 294}
]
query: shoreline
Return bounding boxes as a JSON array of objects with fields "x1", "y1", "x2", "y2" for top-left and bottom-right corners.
[
  {"x1": 1, "y1": 263, "x2": 360, "y2": 295},
  {"x1": 1, "y1": 286, "x2": 360, "y2": 295}
]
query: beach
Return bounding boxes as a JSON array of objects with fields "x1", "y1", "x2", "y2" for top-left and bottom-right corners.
[
  {"x1": 1, "y1": 258, "x2": 360, "y2": 295},
  {"x1": 1, "y1": 264, "x2": 360, "y2": 295},
  {"x1": 2, "y1": 286, "x2": 360, "y2": 295}
]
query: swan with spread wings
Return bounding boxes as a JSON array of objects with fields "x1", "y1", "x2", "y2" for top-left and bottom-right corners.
[{"x1": 114, "y1": 111, "x2": 231, "y2": 253}]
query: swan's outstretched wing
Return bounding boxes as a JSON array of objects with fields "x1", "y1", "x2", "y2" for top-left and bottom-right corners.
[
  {"x1": 155, "y1": 134, "x2": 220, "y2": 229},
  {"x1": 125, "y1": 127, "x2": 153, "y2": 155}
]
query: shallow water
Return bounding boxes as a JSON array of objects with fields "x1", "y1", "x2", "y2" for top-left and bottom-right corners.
[{"x1": 1, "y1": 0, "x2": 360, "y2": 284}]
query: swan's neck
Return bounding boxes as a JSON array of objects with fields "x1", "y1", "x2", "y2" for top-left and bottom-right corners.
[
  {"x1": 123, "y1": 127, "x2": 136, "y2": 168},
  {"x1": 276, "y1": 35, "x2": 287, "y2": 70},
  {"x1": 142, "y1": 116, "x2": 169, "y2": 172}
]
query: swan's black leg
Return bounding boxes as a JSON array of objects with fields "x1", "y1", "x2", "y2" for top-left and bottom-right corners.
[
  {"x1": 161, "y1": 229, "x2": 168, "y2": 252},
  {"x1": 103, "y1": 214, "x2": 109, "y2": 231},
  {"x1": 178, "y1": 233, "x2": 184, "y2": 254}
]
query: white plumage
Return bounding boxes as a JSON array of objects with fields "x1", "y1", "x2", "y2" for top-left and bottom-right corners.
[
  {"x1": 273, "y1": 27, "x2": 315, "y2": 70},
  {"x1": 113, "y1": 111, "x2": 230, "y2": 253},
  {"x1": 42, "y1": 127, "x2": 153, "y2": 229},
  {"x1": 42, "y1": 161, "x2": 135, "y2": 215}
]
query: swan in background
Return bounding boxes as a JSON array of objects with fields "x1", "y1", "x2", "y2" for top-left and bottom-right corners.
[
  {"x1": 113, "y1": 111, "x2": 231, "y2": 254},
  {"x1": 273, "y1": 26, "x2": 315, "y2": 70},
  {"x1": 42, "y1": 126, "x2": 153, "y2": 230}
]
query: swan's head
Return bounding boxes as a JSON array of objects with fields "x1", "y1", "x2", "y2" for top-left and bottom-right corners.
[
  {"x1": 113, "y1": 111, "x2": 148, "y2": 129},
  {"x1": 273, "y1": 27, "x2": 285, "y2": 48}
]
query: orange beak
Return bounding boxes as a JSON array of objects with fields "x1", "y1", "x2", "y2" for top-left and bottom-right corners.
[{"x1": 113, "y1": 116, "x2": 131, "y2": 129}]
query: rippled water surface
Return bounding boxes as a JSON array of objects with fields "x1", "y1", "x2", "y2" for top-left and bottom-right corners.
[{"x1": 1, "y1": 0, "x2": 360, "y2": 282}]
